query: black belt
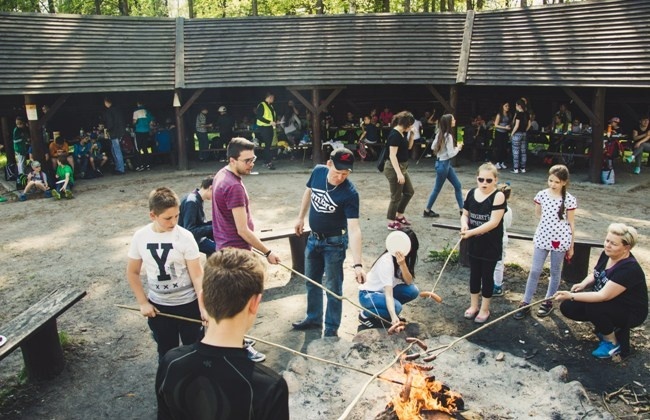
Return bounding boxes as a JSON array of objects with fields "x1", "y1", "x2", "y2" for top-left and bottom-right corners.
[{"x1": 310, "y1": 229, "x2": 346, "y2": 240}]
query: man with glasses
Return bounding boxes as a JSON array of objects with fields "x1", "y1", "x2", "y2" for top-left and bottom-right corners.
[{"x1": 212, "y1": 137, "x2": 280, "y2": 363}]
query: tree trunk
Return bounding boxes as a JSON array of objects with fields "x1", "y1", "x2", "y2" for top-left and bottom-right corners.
[
  {"x1": 423, "y1": 0, "x2": 430, "y2": 12},
  {"x1": 94, "y1": 0, "x2": 101, "y2": 14},
  {"x1": 447, "y1": 0, "x2": 454, "y2": 12},
  {"x1": 348, "y1": 0, "x2": 356, "y2": 13},
  {"x1": 440, "y1": 0, "x2": 446, "y2": 12},
  {"x1": 316, "y1": 0, "x2": 323, "y2": 14},
  {"x1": 119, "y1": 0, "x2": 129, "y2": 15},
  {"x1": 476, "y1": 0, "x2": 484, "y2": 10},
  {"x1": 46, "y1": 0, "x2": 55, "y2": 13},
  {"x1": 404, "y1": 0, "x2": 410, "y2": 13},
  {"x1": 220, "y1": 0, "x2": 226, "y2": 17},
  {"x1": 466, "y1": 0, "x2": 473, "y2": 10},
  {"x1": 383, "y1": 0, "x2": 390, "y2": 12},
  {"x1": 252, "y1": 0, "x2": 258, "y2": 16},
  {"x1": 521, "y1": 0, "x2": 528, "y2": 7},
  {"x1": 188, "y1": 0, "x2": 194, "y2": 18}
]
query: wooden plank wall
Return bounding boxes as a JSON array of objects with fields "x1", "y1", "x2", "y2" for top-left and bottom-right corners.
[
  {"x1": 467, "y1": 0, "x2": 650, "y2": 88},
  {"x1": 0, "y1": 12, "x2": 176, "y2": 95}
]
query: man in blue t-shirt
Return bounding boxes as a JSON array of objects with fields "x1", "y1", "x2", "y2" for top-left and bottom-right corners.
[{"x1": 293, "y1": 148, "x2": 366, "y2": 337}]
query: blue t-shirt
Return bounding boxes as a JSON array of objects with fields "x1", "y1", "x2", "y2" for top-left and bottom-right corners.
[{"x1": 307, "y1": 165, "x2": 359, "y2": 233}]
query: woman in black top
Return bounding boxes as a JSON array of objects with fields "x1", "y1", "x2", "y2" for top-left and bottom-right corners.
[
  {"x1": 384, "y1": 111, "x2": 415, "y2": 231},
  {"x1": 460, "y1": 163, "x2": 507, "y2": 324},
  {"x1": 556, "y1": 223, "x2": 647, "y2": 359}
]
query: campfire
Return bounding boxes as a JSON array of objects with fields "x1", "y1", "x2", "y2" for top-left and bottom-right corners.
[{"x1": 376, "y1": 359, "x2": 464, "y2": 420}]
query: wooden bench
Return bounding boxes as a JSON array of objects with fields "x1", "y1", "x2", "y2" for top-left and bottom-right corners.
[
  {"x1": 258, "y1": 226, "x2": 311, "y2": 274},
  {"x1": 430, "y1": 222, "x2": 603, "y2": 283},
  {"x1": 0, "y1": 288, "x2": 86, "y2": 381}
]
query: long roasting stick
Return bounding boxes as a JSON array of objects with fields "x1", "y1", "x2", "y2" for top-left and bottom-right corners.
[
  {"x1": 252, "y1": 249, "x2": 394, "y2": 325},
  {"x1": 115, "y1": 304, "x2": 407, "y2": 386}
]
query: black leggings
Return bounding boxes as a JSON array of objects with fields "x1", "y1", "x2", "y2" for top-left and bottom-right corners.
[
  {"x1": 469, "y1": 257, "x2": 497, "y2": 298},
  {"x1": 560, "y1": 299, "x2": 647, "y2": 335},
  {"x1": 147, "y1": 299, "x2": 203, "y2": 361}
]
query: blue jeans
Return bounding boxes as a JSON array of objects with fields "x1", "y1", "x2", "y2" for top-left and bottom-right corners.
[
  {"x1": 358, "y1": 283, "x2": 420, "y2": 319},
  {"x1": 198, "y1": 238, "x2": 216, "y2": 256},
  {"x1": 303, "y1": 233, "x2": 348, "y2": 333},
  {"x1": 426, "y1": 159, "x2": 464, "y2": 211},
  {"x1": 110, "y1": 138, "x2": 125, "y2": 172}
]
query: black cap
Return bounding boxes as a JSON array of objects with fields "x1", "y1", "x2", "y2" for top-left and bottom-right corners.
[{"x1": 330, "y1": 148, "x2": 354, "y2": 171}]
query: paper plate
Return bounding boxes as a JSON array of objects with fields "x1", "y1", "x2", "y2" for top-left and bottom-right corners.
[{"x1": 386, "y1": 230, "x2": 411, "y2": 256}]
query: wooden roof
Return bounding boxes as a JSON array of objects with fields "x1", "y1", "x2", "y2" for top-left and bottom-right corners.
[{"x1": 0, "y1": 0, "x2": 648, "y2": 96}]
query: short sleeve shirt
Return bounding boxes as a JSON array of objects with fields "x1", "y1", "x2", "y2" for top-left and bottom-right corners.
[
  {"x1": 127, "y1": 224, "x2": 200, "y2": 306},
  {"x1": 591, "y1": 252, "x2": 648, "y2": 319},
  {"x1": 307, "y1": 165, "x2": 359, "y2": 233},
  {"x1": 387, "y1": 128, "x2": 410, "y2": 163},
  {"x1": 532, "y1": 189, "x2": 577, "y2": 252},
  {"x1": 360, "y1": 252, "x2": 402, "y2": 292},
  {"x1": 212, "y1": 167, "x2": 254, "y2": 250}
]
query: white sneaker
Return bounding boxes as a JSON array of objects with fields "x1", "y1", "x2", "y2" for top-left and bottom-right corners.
[
  {"x1": 510, "y1": 169, "x2": 519, "y2": 174},
  {"x1": 500, "y1": 162, "x2": 507, "y2": 169},
  {"x1": 495, "y1": 162, "x2": 502, "y2": 169},
  {"x1": 520, "y1": 168, "x2": 526, "y2": 173}
]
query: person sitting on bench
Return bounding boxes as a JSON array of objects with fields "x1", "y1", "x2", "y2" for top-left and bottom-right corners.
[{"x1": 555, "y1": 223, "x2": 647, "y2": 359}]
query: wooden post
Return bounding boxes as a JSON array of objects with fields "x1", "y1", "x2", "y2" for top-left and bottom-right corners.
[
  {"x1": 450, "y1": 85, "x2": 458, "y2": 142},
  {"x1": 174, "y1": 89, "x2": 187, "y2": 170},
  {"x1": 590, "y1": 87, "x2": 606, "y2": 183},
  {"x1": 25, "y1": 95, "x2": 46, "y2": 164},
  {"x1": 21, "y1": 319, "x2": 65, "y2": 380},
  {"x1": 312, "y1": 88, "x2": 322, "y2": 163}
]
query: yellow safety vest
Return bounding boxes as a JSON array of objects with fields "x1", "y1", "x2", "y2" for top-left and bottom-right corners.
[{"x1": 256, "y1": 102, "x2": 275, "y2": 127}]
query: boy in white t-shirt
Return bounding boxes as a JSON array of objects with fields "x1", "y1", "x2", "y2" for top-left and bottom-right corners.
[{"x1": 126, "y1": 187, "x2": 204, "y2": 361}]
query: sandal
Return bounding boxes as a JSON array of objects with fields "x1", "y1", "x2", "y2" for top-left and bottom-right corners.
[
  {"x1": 464, "y1": 308, "x2": 478, "y2": 319},
  {"x1": 474, "y1": 311, "x2": 490, "y2": 324}
]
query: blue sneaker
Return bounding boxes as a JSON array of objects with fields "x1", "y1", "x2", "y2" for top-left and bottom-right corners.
[
  {"x1": 592, "y1": 340, "x2": 620, "y2": 359},
  {"x1": 19, "y1": 193, "x2": 27, "y2": 201},
  {"x1": 633, "y1": 167, "x2": 641, "y2": 175},
  {"x1": 624, "y1": 155, "x2": 634, "y2": 164},
  {"x1": 492, "y1": 285, "x2": 504, "y2": 297}
]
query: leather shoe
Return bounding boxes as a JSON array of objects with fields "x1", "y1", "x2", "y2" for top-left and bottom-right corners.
[{"x1": 292, "y1": 318, "x2": 321, "y2": 330}]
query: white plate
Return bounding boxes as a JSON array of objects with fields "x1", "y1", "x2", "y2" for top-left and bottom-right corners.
[{"x1": 386, "y1": 230, "x2": 411, "y2": 256}]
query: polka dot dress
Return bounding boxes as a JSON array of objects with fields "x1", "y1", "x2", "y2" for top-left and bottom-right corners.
[{"x1": 532, "y1": 189, "x2": 577, "y2": 252}]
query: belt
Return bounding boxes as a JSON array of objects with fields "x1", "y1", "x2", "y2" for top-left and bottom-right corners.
[{"x1": 310, "y1": 229, "x2": 346, "y2": 240}]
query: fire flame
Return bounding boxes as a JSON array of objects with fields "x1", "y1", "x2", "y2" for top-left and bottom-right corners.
[{"x1": 387, "y1": 363, "x2": 463, "y2": 419}]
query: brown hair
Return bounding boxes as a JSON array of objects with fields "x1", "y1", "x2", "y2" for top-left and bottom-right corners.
[
  {"x1": 148, "y1": 187, "x2": 179, "y2": 215},
  {"x1": 391, "y1": 111, "x2": 415, "y2": 129},
  {"x1": 202, "y1": 248, "x2": 265, "y2": 322},
  {"x1": 548, "y1": 164, "x2": 570, "y2": 220},
  {"x1": 227, "y1": 137, "x2": 255, "y2": 160},
  {"x1": 433, "y1": 114, "x2": 454, "y2": 155}
]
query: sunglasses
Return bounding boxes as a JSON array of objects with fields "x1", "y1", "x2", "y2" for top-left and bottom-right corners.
[{"x1": 477, "y1": 177, "x2": 494, "y2": 184}]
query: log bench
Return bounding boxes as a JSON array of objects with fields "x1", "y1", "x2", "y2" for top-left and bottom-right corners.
[
  {"x1": 430, "y1": 222, "x2": 603, "y2": 283},
  {"x1": 258, "y1": 226, "x2": 311, "y2": 274},
  {"x1": 0, "y1": 288, "x2": 86, "y2": 381}
]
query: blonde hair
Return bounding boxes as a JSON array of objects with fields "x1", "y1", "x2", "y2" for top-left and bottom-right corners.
[
  {"x1": 477, "y1": 162, "x2": 498, "y2": 177},
  {"x1": 497, "y1": 182, "x2": 512, "y2": 200},
  {"x1": 607, "y1": 223, "x2": 638, "y2": 249}
]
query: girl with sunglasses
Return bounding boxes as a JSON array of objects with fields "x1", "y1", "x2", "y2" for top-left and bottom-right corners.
[
  {"x1": 460, "y1": 163, "x2": 507, "y2": 323},
  {"x1": 514, "y1": 164, "x2": 576, "y2": 320}
]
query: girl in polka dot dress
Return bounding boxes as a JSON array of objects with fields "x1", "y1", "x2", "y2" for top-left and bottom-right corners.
[{"x1": 514, "y1": 164, "x2": 576, "y2": 320}]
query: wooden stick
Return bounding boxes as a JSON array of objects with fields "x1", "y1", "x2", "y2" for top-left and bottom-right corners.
[
  {"x1": 252, "y1": 249, "x2": 393, "y2": 325},
  {"x1": 429, "y1": 238, "x2": 461, "y2": 295},
  {"x1": 115, "y1": 304, "x2": 406, "y2": 386},
  {"x1": 337, "y1": 343, "x2": 416, "y2": 420}
]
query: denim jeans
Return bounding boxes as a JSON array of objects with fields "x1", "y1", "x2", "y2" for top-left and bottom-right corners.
[
  {"x1": 511, "y1": 132, "x2": 527, "y2": 170},
  {"x1": 198, "y1": 238, "x2": 216, "y2": 256},
  {"x1": 110, "y1": 138, "x2": 125, "y2": 173},
  {"x1": 303, "y1": 233, "x2": 348, "y2": 333},
  {"x1": 425, "y1": 159, "x2": 464, "y2": 211},
  {"x1": 358, "y1": 283, "x2": 420, "y2": 319}
]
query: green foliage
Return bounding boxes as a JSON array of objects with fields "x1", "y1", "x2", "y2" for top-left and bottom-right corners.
[
  {"x1": 58, "y1": 330, "x2": 71, "y2": 348},
  {"x1": 428, "y1": 242, "x2": 460, "y2": 264}
]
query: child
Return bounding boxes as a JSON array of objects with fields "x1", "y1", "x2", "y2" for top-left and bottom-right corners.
[
  {"x1": 126, "y1": 187, "x2": 204, "y2": 361},
  {"x1": 49, "y1": 136, "x2": 74, "y2": 171},
  {"x1": 493, "y1": 183, "x2": 513, "y2": 296},
  {"x1": 12, "y1": 116, "x2": 29, "y2": 175},
  {"x1": 89, "y1": 134, "x2": 108, "y2": 176},
  {"x1": 73, "y1": 135, "x2": 92, "y2": 179},
  {"x1": 514, "y1": 164, "x2": 576, "y2": 319},
  {"x1": 460, "y1": 163, "x2": 507, "y2": 323},
  {"x1": 358, "y1": 229, "x2": 420, "y2": 330},
  {"x1": 19, "y1": 160, "x2": 51, "y2": 201},
  {"x1": 51, "y1": 155, "x2": 74, "y2": 199}
]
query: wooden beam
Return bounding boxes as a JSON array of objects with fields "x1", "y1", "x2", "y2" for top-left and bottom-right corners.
[
  {"x1": 456, "y1": 10, "x2": 475, "y2": 84},
  {"x1": 174, "y1": 89, "x2": 188, "y2": 170},
  {"x1": 426, "y1": 85, "x2": 452, "y2": 114},
  {"x1": 25, "y1": 95, "x2": 46, "y2": 165},
  {"x1": 39, "y1": 94, "x2": 69, "y2": 125},
  {"x1": 620, "y1": 102, "x2": 640, "y2": 122},
  {"x1": 312, "y1": 88, "x2": 322, "y2": 163},
  {"x1": 175, "y1": 17, "x2": 185, "y2": 89},
  {"x1": 287, "y1": 88, "x2": 316, "y2": 114},
  {"x1": 563, "y1": 87, "x2": 599, "y2": 126},
  {"x1": 179, "y1": 88, "x2": 204, "y2": 117},
  {"x1": 590, "y1": 87, "x2": 606, "y2": 183},
  {"x1": 318, "y1": 87, "x2": 345, "y2": 114}
]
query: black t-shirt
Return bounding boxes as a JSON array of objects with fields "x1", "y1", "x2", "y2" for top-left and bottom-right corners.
[
  {"x1": 592, "y1": 252, "x2": 648, "y2": 319},
  {"x1": 306, "y1": 165, "x2": 359, "y2": 233},
  {"x1": 514, "y1": 111, "x2": 529, "y2": 133},
  {"x1": 463, "y1": 188, "x2": 506, "y2": 261},
  {"x1": 156, "y1": 342, "x2": 289, "y2": 420},
  {"x1": 217, "y1": 114, "x2": 235, "y2": 141},
  {"x1": 364, "y1": 123, "x2": 380, "y2": 142},
  {"x1": 387, "y1": 128, "x2": 410, "y2": 163}
]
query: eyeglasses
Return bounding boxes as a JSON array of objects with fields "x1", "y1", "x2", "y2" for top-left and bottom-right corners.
[
  {"x1": 477, "y1": 177, "x2": 494, "y2": 184},
  {"x1": 238, "y1": 156, "x2": 257, "y2": 164}
]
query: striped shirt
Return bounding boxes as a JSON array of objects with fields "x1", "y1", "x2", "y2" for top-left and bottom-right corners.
[{"x1": 212, "y1": 167, "x2": 254, "y2": 250}]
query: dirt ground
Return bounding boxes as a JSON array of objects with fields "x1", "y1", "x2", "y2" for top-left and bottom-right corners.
[{"x1": 0, "y1": 154, "x2": 648, "y2": 419}]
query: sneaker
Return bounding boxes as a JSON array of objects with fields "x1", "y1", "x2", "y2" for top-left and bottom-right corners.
[
  {"x1": 624, "y1": 155, "x2": 634, "y2": 164},
  {"x1": 591, "y1": 340, "x2": 620, "y2": 359},
  {"x1": 51, "y1": 189, "x2": 61, "y2": 200},
  {"x1": 44, "y1": 190, "x2": 52, "y2": 198},
  {"x1": 500, "y1": 163, "x2": 507, "y2": 169},
  {"x1": 266, "y1": 163, "x2": 276, "y2": 170},
  {"x1": 358, "y1": 313, "x2": 376, "y2": 329},
  {"x1": 396, "y1": 216, "x2": 411, "y2": 226},
  {"x1": 423, "y1": 209, "x2": 439, "y2": 218},
  {"x1": 513, "y1": 302, "x2": 530, "y2": 320},
  {"x1": 510, "y1": 169, "x2": 519, "y2": 174},
  {"x1": 246, "y1": 345, "x2": 266, "y2": 362},
  {"x1": 19, "y1": 193, "x2": 27, "y2": 201},
  {"x1": 633, "y1": 167, "x2": 641, "y2": 175},
  {"x1": 492, "y1": 285, "x2": 504, "y2": 297},
  {"x1": 323, "y1": 329, "x2": 338, "y2": 338},
  {"x1": 520, "y1": 168, "x2": 526, "y2": 173},
  {"x1": 135, "y1": 165, "x2": 145, "y2": 172},
  {"x1": 64, "y1": 190, "x2": 73, "y2": 199},
  {"x1": 537, "y1": 301, "x2": 554, "y2": 317},
  {"x1": 387, "y1": 221, "x2": 402, "y2": 231},
  {"x1": 244, "y1": 338, "x2": 256, "y2": 347},
  {"x1": 495, "y1": 162, "x2": 502, "y2": 169}
]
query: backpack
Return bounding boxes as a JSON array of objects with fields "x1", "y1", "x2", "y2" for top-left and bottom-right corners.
[
  {"x1": 120, "y1": 133, "x2": 136, "y2": 155},
  {"x1": 603, "y1": 139, "x2": 623, "y2": 160}
]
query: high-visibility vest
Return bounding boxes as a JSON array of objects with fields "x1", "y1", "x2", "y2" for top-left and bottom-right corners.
[{"x1": 256, "y1": 102, "x2": 275, "y2": 127}]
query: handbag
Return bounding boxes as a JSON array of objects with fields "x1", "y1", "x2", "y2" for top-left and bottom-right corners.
[{"x1": 376, "y1": 144, "x2": 388, "y2": 172}]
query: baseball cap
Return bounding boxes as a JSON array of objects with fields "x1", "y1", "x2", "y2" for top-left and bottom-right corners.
[
  {"x1": 330, "y1": 148, "x2": 354, "y2": 171},
  {"x1": 31, "y1": 160, "x2": 41, "y2": 168},
  {"x1": 609, "y1": 117, "x2": 620, "y2": 123},
  {"x1": 218, "y1": 106, "x2": 227, "y2": 112}
]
